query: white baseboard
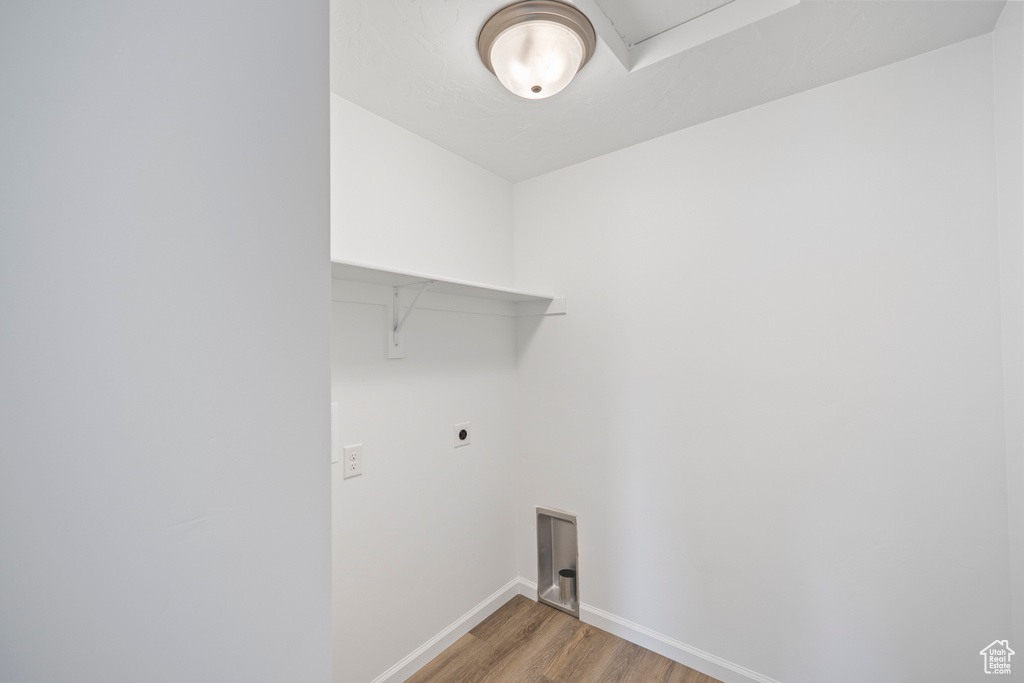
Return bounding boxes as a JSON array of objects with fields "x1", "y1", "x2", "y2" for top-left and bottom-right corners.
[
  {"x1": 515, "y1": 578, "x2": 780, "y2": 683},
  {"x1": 372, "y1": 576, "x2": 779, "y2": 683},
  {"x1": 369, "y1": 577, "x2": 522, "y2": 683}
]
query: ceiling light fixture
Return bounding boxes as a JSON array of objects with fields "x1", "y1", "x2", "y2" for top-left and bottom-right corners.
[{"x1": 478, "y1": 0, "x2": 596, "y2": 100}]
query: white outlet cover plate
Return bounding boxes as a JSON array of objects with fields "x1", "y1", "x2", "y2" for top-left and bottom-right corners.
[
  {"x1": 343, "y1": 443, "x2": 363, "y2": 478},
  {"x1": 454, "y1": 423, "x2": 471, "y2": 448}
]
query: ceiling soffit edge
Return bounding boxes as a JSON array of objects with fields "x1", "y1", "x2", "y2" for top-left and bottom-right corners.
[{"x1": 573, "y1": 0, "x2": 802, "y2": 72}]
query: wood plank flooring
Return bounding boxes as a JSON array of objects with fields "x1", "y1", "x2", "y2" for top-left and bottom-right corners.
[{"x1": 406, "y1": 595, "x2": 722, "y2": 683}]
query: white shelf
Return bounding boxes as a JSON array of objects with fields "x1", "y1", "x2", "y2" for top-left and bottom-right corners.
[
  {"x1": 331, "y1": 259, "x2": 566, "y2": 359},
  {"x1": 330, "y1": 260, "x2": 564, "y2": 307}
]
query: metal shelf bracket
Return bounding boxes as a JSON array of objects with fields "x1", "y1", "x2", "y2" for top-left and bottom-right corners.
[{"x1": 388, "y1": 280, "x2": 433, "y2": 359}]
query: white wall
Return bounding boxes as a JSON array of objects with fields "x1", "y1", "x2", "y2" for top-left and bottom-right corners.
[
  {"x1": 513, "y1": 35, "x2": 1010, "y2": 683},
  {"x1": 0, "y1": 3, "x2": 331, "y2": 682},
  {"x1": 331, "y1": 94, "x2": 514, "y2": 286},
  {"x1": 330, "y1": 97, "x2": 518, "y2": 683},
  {"x1": 994, "y1": 3, "x2": 1024, "y2": 675}
]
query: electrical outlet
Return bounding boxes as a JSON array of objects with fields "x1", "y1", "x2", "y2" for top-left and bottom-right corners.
[
  {"x1": 343, "y1": 443, "x2": 363, "y2": 479},
  {"x1": 454, "y1": 422, "x2": 471, "y2": 448}
]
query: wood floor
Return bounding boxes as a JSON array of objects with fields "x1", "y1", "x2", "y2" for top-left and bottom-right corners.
[{"x1": 406, "y1": 595, "x2": 721, "y2": 683}]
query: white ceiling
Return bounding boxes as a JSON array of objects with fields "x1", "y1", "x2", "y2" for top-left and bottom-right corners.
[
  {"x1": 330, "y1": 0, "x2": 1006, "y2": 182},
  {"x1": 595, "y1": 0, "x2": 737, "y2": 46}
]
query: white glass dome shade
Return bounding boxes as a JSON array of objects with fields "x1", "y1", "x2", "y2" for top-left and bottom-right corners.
[{"x1": 478, "y1": 1, "x2": 596, "y2": 100}]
